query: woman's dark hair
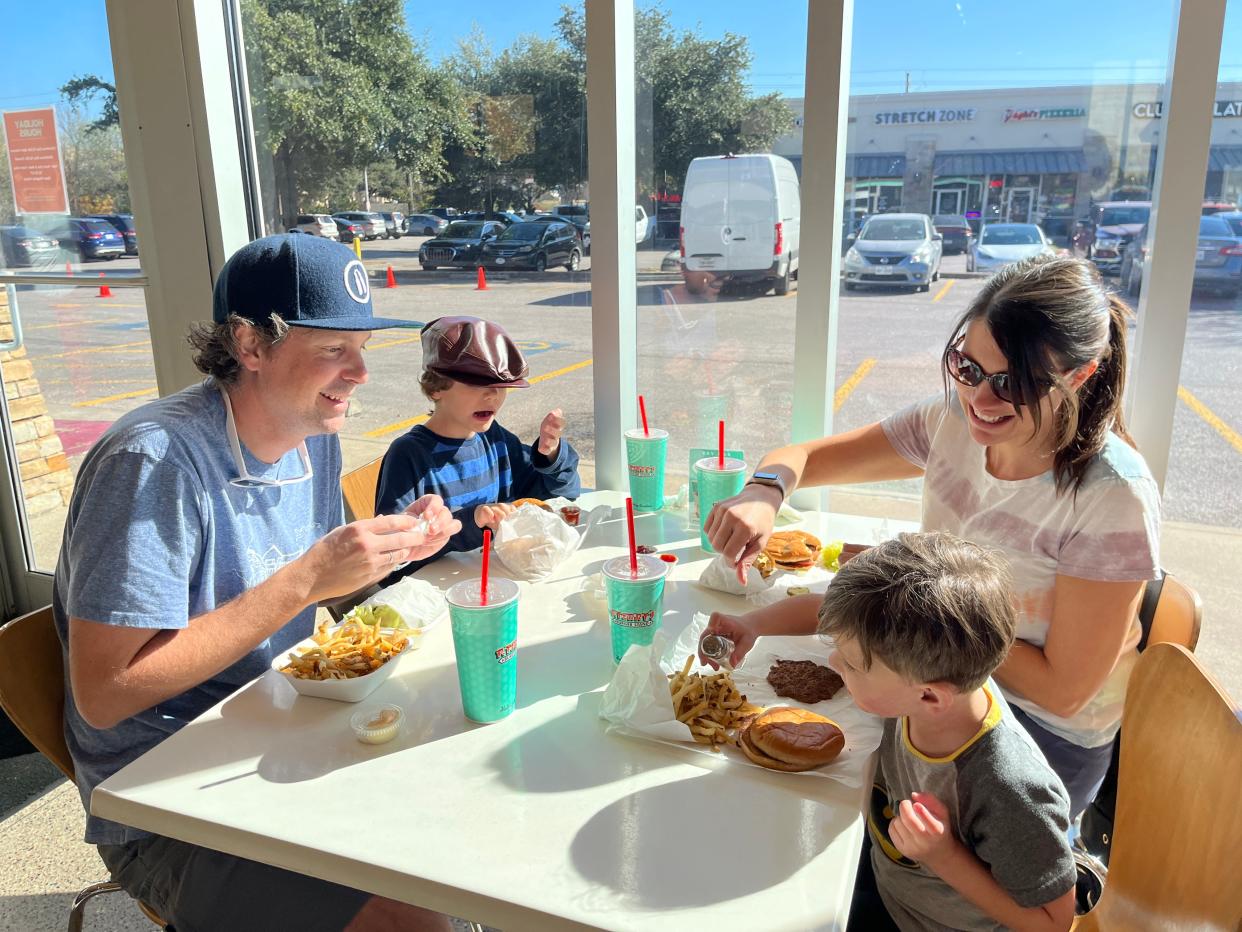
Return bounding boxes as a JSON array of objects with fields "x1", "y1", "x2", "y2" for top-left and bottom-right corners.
[
  {"x1": 187, "y1": 313, "x2": 290, "y2": 384},
  {"x1": 943, "y1": 254, "x2": 1133, "y2": 494}
]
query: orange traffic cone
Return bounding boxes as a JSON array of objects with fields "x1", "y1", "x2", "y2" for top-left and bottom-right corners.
[
  {"x1": 385, "y1": 265, "x2": 397, "y2": 289},
  {"x1": 65, "y1": 261, "x2": 72, "y2": 276},
  {"x1": 97, "y1": 273, "x2": 112, "y2": 299},
  {"x1": 476, "y1": 266, "x2": 488, "y2": 291}
]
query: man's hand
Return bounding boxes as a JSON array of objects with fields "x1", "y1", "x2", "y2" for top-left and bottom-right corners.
[
  {"x1": 538, "y1": 408, "x2": 566, "y2": 457},
  {"x1": 697, "y1": 612, "x2": 760, "y2": 670},
  {"x1": 402, "y1": 494, "x2": 461, "y2": 560},
  {"x1": 888, "y1": 792, "x2": 961, "y2": 872},
  {"x1": 703, "y1": 483, "x2": 781, "y2": 583},
  {"x1": 475, "y1": 502, "x2": 516, "y2": 530},
  {"x1": 299, "y1": 513, "x2": 439, "y2": 604}
]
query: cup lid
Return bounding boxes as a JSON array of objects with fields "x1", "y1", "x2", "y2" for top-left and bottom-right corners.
[
  {"x1": 602, "y1": 553, "x2": 668, "y2": 581},
  {"x1": 694, "y1": 456, "x2": 745, "y2": 472},
  {"x1": 445, "y1": 577, "x2": 520, "y2": 608},
  {"x1": 625, "y1": 427, "x2": 669, "y2": 440}
]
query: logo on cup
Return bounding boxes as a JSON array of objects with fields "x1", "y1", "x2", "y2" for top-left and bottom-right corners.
[
  {"x1": 494, "y1": 640, "x2": 517, "y2": 664},
  {"x1": 629, "y1": 464, "x2": 655, "y2": 478},
  {"x1": 610, "y1": 609, "x2": 655, "y2": 629}
]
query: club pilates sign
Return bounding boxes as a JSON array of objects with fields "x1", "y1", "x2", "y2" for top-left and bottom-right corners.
[{"x1": 1133, "y1": 100, "x2": 1242, "y2": 119}]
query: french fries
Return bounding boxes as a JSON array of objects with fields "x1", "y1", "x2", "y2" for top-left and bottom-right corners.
[
  {"x1": 280, "y1": 620, "x2": 411, "y2": 681},
  {"x1": 667, "y1": 654, "x2": 765, "y2": 752}
]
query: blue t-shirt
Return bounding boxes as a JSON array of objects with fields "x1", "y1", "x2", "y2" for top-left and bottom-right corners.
[
  {"x1": 374, "y1": 421, "x2": 580, "y2": 578},
  {"x1": 52, "y1": 380, "x2": 344, "y2": 844}
]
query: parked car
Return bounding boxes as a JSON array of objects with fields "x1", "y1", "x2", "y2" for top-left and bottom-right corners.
[
  {"x1": 655, "y1": 205, "x2": 681, "y2": 242},
  {"x1": 378, "y1": 211, "x2": 405, "y2": 239},
  {"x1": 481, "y1": 221, "x2": 582, "y2": 272},
  {"x1": 966, "y1": 223, "x2": 1056, "y2": 273},
  {"x1": 527, "y1": 214, "x2": 589, "y2": 252},
  {"x1": 1087, "y1": 201, "x2": 1151, "y2": 275},
  {"x1": 289, "y1": 214, "x2": 339, "y2": 238},
  {"x1": 428, "y1": 207, "x2": 459, "y2": 221},
  {"x1": 404, "y1": 214, "x2": 447, "y2": 236},
  {"x1": 333, "y1": 211, "x2": 384, "y2": 240},
  {"x1": 0, "y1": 225, "x2": 60, "y2": 267},
  {"x1": 680, "y1": 153, "x2": 801, "y2": 295},
  {"x1": 634, "y1": 205, "x2": 652, "y2": 244},
  {"x1": 48, "y1": 217, "x2": 125, "y2": 261},
  {"x1": 418, "y1": 220, "x2": 505, "y2": 270},
  {"x1": 842, "y1": 213, "x2": 942, "y2": 291},
  {"x1": 333, "y1": 218, "x2": 365, "y2": 243},
  {"x1": 1201, "y1": 201, "x2": 1237, "y2": 215},
  {"x1": 457, "y1": 210, "x2": 523, "y2": 227},
  {"x1": 932, "y1": 215, "x2": 973, "y2": 255},
  {"x1": 88, "y1": 214, "x2": 139, "y2": 255},
  {"x1": 1121, "y1": 214, "x2": 1242, "y2": 298},
  {"x1": 1214, "y1": 211, "x2": 1242, "y2": 237},
  {"x1": 553, "y1": 203, "x2": 589, "y2": 224}
]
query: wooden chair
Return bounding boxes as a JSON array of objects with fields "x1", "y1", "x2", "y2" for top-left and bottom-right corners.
[
  {"x1": 0, "y1": 607, "x2": 169, "y2": 931},
  {"x1": 341, "y1": 455, "x2": 384, "y2": 521},
  {"x1": 1071, "y1": 643, "x2": 1241, "y2": 930},
  {"x1": 1142, "y1": 573, "x2": 1202, "y2": 652}
]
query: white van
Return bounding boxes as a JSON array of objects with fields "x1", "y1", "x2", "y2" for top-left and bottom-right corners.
[{"x1": 679, "y1": 153, "x2": 801, "y2": 294}]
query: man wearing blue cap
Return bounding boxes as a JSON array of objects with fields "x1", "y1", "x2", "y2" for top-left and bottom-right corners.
[{"x1": 54, "y1": 234, "x2": 459, "y2": 931}]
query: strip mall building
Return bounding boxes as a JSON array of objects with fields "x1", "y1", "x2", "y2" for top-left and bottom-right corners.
[{"x1": 773, "y1": 83, "x2": 1242, "y2": 235}]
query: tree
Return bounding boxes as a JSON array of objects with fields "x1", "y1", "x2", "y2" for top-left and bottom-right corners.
[{"x1": 241, "y1": 0, "x2": 473, "y2": 229}]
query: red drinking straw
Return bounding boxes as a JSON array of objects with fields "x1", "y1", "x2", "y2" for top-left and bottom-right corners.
[
  {"x1": 481, "y1": 528, "x2": 491, "y2": 606},
  {"x1": 625, "y1": 497, "x2": 638, "y2": 577},
  {"x1": 638, "y1": 395, "x2": 650, "y2": 436},
  {"x1": 718, "y1": 420, "x2": 725, "y2": 469}
]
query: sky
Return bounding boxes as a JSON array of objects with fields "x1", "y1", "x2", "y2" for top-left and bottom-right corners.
[{"x1": 2, "y1": 1, "x2": 1241, "y2": 113}]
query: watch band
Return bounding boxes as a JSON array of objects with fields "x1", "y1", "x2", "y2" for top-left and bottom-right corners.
[{"x1": 745, "y1": 473, "x2": 787, "y2": 501}]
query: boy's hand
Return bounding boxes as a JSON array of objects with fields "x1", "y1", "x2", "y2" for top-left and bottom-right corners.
[
  {"x1": 475, "y1": 502, "x2": 516, "y2": 530},
  {"x1": 697, "y1": 612, "x2": 759, "y2": 669},
  {"x1": 537, "y1": 408, "x2": 565, "y2": 456},
  {"x1": 889, "y1": 792, "x2": 961, "y2": 872}
]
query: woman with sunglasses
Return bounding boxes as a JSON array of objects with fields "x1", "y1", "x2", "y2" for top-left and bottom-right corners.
[{"x1": 704, "y1": 254, "x2": 1159, "y2": 818}]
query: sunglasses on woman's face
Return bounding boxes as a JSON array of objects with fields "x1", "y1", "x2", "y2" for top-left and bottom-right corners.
[{"x1": 944, "y1": 345, "x2": 1052, "y2": 405}]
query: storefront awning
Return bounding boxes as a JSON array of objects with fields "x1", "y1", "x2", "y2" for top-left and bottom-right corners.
[
  {"x1": 933, "y1": 148, "x2": 1086, "y2": 175},
  {"x1": 846, "y1": 154, "x2": 906, "y2": 178},
  {"x1": 1208, "y1": 146, "x2": 1242, "y2": 171}
]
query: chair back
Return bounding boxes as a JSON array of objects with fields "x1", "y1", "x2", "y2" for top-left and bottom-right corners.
[
  {"x1": 1072, "y1": 643, "x2": 1241, "y2": 931},
  {"x1": 1144, "y1": 574, "x2": 1202, "y2": 652},
  {"x1": 0, "y1": 606, "x2": 75, "y2": 781},
  {"x1": 342, "y1": 456, "x2": 384, "y2": 521}
]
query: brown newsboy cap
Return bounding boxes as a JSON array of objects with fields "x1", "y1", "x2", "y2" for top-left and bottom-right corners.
[{"x1": 420, "y1": 316, "x2": 530, "y2": 388}]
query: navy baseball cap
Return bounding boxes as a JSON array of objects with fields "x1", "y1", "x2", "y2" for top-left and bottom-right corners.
[{"x1": 211, "y1": 233, "x2": 412, "y2": 331}]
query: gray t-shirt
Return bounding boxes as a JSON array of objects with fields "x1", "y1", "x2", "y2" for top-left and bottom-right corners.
[
  {"x1": 869, "y1": 687, "x2": 1077, "y2": 932},
  {"x1": 53, "y1": 380, "x2": 343, "y2": 844}
]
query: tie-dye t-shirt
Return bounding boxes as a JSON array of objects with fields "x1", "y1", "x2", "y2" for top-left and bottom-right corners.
[{"x1": 882, "y1": 394, "x2": 1161, "y2": 748}]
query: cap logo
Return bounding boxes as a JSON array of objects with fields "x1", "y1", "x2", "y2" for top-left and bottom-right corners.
[{"x1": 343, "y1": 260, "x2": 370, "y2": 304}]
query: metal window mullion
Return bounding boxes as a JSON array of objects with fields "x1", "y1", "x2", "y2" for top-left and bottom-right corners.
[
  {"x1": 789, "y1": 1, "x2": 854, "y2": 511},
  {"x1": 1128, "y1": 0, "x2": 1227, "y2": 489},
  {"x1": 584, "y1": 0, "x2": 636, "y2": 491}
]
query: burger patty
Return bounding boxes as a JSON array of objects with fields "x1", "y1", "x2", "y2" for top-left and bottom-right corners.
[{"x1": 766, "y1": 660, "x2": 845, "y2": 704}]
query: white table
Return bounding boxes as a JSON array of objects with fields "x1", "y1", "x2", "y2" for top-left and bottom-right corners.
[{"x1": 93, "y1": 492, "x2": 916, "y2": 931}]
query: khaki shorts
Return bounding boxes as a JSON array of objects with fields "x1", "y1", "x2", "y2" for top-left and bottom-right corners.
[{"x1": 98, "y1": 834, "x2": 371, "y2": 932}]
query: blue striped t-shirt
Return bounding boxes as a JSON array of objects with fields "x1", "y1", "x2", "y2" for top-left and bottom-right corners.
[{"x1": 375, "y1": 422, "x2": 580, "y2": 577}]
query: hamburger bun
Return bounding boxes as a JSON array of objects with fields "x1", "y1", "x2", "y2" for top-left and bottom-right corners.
[
  {"x1": 764, "y1": 530, "x2": 822, "y2": 571},
  {"x1": 512, "y1": 498, "x2": 552, "y2": 512},
  {"x1": 737, "y1": 707, "x2": 845, "y2": 772}
]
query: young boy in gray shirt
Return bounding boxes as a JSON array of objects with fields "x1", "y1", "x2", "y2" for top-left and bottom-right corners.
[{"x1": 700, "y1": 531, "x2": 1077, "y2": 931}]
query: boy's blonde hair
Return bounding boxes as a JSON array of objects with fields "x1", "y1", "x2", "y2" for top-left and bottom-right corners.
[
  {"x1": 419, "y1": 369, "x2": 454, "y2": 402},
  {"x1": 817, "y1": 531, "x2": 1016, "y2": 691}
]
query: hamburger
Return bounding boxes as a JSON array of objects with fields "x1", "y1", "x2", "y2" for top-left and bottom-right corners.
[
  {"x1": 512, "y1": 497, "x2": 552, "y2": 512},
  {"x1": 763, "y1": 530, "x2": 822, "y2": 573},
  {"x1": 737, "y1": 707, "x2": 845, "y2": 772}
]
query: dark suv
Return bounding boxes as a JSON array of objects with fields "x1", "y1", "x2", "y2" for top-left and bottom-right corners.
[
  {"x1": 481, "y1": 221, "x2": 582, "y2": 272},
  {"x1": 51, "y1": 218, "x2": 125, "y2": 260},
  {"x1": 88, "y1": 214, "x2": 139, "y2": 255}
]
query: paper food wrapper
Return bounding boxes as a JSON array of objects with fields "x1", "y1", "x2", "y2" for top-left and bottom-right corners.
[
  {"x1": 492, "y1": 500, "x2": 608, "y2": 581},
  {"x1": 745, "y1": 564, "x2": 837, "y2": 608},
  {"x1": 697, "y1": 553, "x2": 775, "y2": 596},
  {"x1": 361, "y1": 576, "x2": 447, "y2": 629},
  {"x1": 599, "y1": 613, "x2": 883, "y2": 787}
]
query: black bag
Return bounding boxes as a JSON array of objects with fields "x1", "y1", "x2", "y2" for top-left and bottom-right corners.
[{"x1": 1075, "y1": 571, "x2": 1165, "y2": 865}]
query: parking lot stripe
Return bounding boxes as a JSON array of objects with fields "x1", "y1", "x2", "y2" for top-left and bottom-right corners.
[
  {"x1": 367, "y1": 335, "x2": 421, "y2": 351},
  {"x1": 73, "y1": 387, "x2": 158, "y2": 408},
  {"x1": 25, "y1": 317, "x2": 127, "y2": 331},
  {"x1": 28, "y1": 339, "x2": 151, "y2": 361},
  {"x1": 362, "y1": 357, "x2": 595, "y2": 439},
  {"x1": 932, "y1": 280, "x2": 956, "y2": 303},
  {"x1": 1178, "y1": 386, "x2": 1242, "y2": 455},
  {"x1": 834, "y1": 358, "x2": 877, "y2": 412}
]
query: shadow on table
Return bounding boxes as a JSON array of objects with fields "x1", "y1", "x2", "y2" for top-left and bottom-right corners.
[{"x1": 568, "y1": 768, "x2": 849, "y2": 910}]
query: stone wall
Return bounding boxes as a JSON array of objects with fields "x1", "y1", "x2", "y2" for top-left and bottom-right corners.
[{"x1": 0, "y1": 287, "x2": 74, "y2": 515}]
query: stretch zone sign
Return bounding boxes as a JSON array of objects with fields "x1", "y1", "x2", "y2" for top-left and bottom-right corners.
[{"x1": 874, "y1": 108, "x2": 976, "y2": 125}]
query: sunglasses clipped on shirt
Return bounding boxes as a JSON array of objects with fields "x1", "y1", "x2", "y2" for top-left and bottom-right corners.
[
  {"x1": 220, "y1": 386, "x2": 314, "y2": 489},
  {"x1": 943, "y1": 343, "x2": 1055, "y2": 406}
]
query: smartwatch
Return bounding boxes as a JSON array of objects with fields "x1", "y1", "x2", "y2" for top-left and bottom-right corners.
[{"x1": 745, "y1": 470, "x2": 787, "y2": 501}]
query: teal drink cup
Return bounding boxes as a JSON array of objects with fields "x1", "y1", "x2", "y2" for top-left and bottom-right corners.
[
  {"x1": 625, "y1": 428, "x2": 668, "y2": 512},
  {"x1": 695, "y1": 456, "x2": 747, "y2": 552},
  {"x1": 445, "y1": 578, "x2": 520, "y2": 723},
  {"x1": 603, "y1": 554, "x2": 668, "y2": 664}
]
